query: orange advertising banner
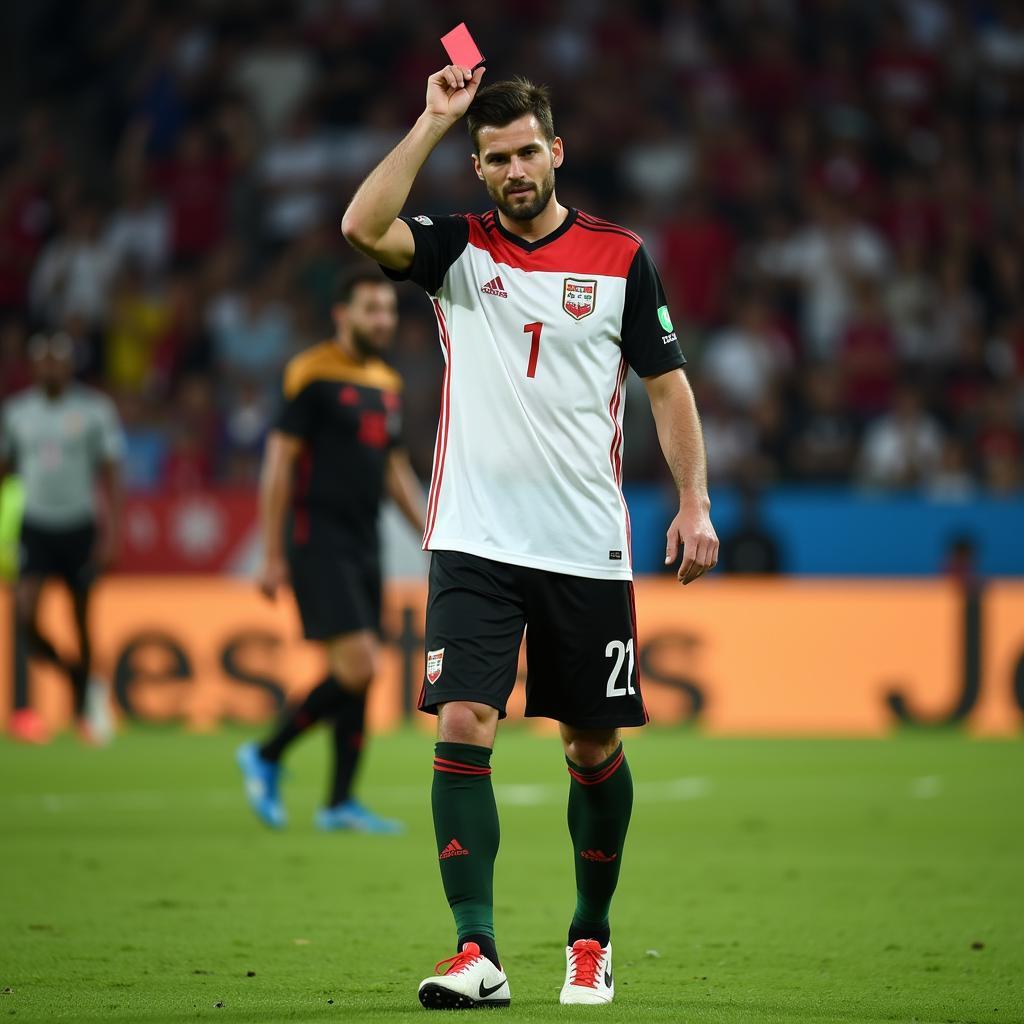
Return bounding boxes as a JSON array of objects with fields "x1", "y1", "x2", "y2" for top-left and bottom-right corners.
[{"x1": 1, "y1": 578, "x2": 1022, "y2": 736}]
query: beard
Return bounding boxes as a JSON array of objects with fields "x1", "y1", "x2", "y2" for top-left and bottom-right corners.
[
  {"x1": 350, "y1": 326, "x2": 388, "y2": 359},
  {"x1": 492, "y1": 167, "x2": 556, "y2": 222}
]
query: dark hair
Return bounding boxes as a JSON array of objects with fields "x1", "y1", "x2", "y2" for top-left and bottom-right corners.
[
  {"x1": 335, "y1": 266, "x2": 392, "y2": 305},
  {"x1": 466, "y1": 76, "x2": 554, "y2": 151}
]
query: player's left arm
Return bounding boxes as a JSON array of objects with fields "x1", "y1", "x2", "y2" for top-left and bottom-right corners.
[
  {"x1": 385, "y1": 448, "x2": 427, "y2": 537},
  {"x1": 644, "y1": 368, "x2": 719, "y2": 585}
]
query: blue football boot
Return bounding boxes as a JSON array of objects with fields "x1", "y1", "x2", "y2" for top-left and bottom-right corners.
[
  {"x1": 236, "y1": 742, "x2": 286, "y2": 829},
  {"x1": 314, "y1": 799, "x2": 403, "y2": 834}
]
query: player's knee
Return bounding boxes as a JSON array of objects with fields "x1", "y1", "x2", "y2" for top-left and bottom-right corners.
[
  {"x1": 326, "y1": 647, "x2": 376, "y2": 694},
  {"x1": 561, "y1": 728, "x2": 619, "y2": 767},
  {"x1": 438, "y1": 701, "x2": 498, "y2": 745}
]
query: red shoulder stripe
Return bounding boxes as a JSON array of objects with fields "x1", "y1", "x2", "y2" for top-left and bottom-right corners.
[
  {"x1": 576, "y1": 212, "x2": 642, "y2": 244},
  {"x1": 576, "y1": 222, "x2": 644, "y2": 247}
]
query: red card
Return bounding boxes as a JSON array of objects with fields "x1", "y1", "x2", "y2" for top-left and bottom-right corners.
[{"x1": 441, "y1": 22, "x2": 484, "y2": 70}]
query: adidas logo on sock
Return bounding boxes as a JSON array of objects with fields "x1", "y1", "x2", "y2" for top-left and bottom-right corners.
[
  {"x1": 580, "y1": 849, "x2": 618, "y2": 863},
  {"x1": 439, "y1": 838, "x2": 470, "y2": 859},
  {"x1": 481, "y1": 275, "x2": 508, "y2": 298}
]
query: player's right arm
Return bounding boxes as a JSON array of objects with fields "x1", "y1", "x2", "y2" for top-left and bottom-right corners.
[
  {"x1": 257, "y1": 430, "x2": 303, "y2": 599},
  {"x1": 341, "y1": 64, "x2": 484, "y2": 270}
]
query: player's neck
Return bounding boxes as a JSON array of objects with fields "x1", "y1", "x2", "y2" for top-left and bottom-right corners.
[
  {"x1": 496, "y1": 197, "x2": 568, "y2": 243},
  {"x1": 40, "y1": 383, "x2": 67, "y2": 401},
  {"x1": 335, "y1": 333, "x2": 367, "y2": 365}
]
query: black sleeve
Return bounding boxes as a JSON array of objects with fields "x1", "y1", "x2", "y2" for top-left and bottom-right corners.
[
  {"x1": 620, "y1": 244, "x2": 687, "y2": 377},
  {"x1": 380, "y1": 215, "x2": 470, "y2": 295},
  {"x1": 274, "y1": 383, "x2": 317, "y2": 438}
]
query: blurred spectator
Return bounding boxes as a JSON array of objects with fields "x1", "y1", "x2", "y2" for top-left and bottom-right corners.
[
  {"x1": 839, "y1": 280, "x2": 898, "y2": 419},
  {"x1": 0, "y1": 160, "x2": 50, "y2": 314},
  {"x1": 788, "y1": 367, "x2": 859, "y2": 483},
  {"x1": 926, "y1": 439, "x2": 977, "y2": 502},
  {"x1": 258, "y1": 105, "x2": 336, "y2": 242},
  {"x1": 150, "y1": 124, "x2": 236, "y2": 264},
  {"x1": 207, "y1": 265, "x2": 293, "y2": 401},
  {"x1": 759, "y1": 192, "x2": 889, "y2": 359},
  {"x1": 859, "y1": 383, "x2": 944, "y2": 488},
  {"x1": 659, "y1": 191, "x2": 736, "y2": 329},
  {"x1": 103, "y1": 173, "x2": 170, "y2": 280},
  {"x1": 30, "y1": 203, "x2": 118, "y2": 329},
  {"x1": 0, "y1": 320, "x2": 32, "y2": 400},
  {"x1": 104, "y1": 264, "x2": 171, "y2": 393},
  {"x1": 701, "y1": 293, "x2": 792, "y2": 410},
  {"x1": 230, "y1": 20, "x2": 315, "y2": 137}
]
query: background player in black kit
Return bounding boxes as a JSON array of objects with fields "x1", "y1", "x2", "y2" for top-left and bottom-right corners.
[{"x1": 237, "y1": 269, "x2": 425, "y2": 833}]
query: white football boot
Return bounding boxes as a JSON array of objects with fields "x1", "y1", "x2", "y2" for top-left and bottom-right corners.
[
  {"x1": 418, "y1": 941, "x2": 510, "y2": 1010},
  {"x1": 559, "y1": 938, "x2": 614, "y2": 1005}
]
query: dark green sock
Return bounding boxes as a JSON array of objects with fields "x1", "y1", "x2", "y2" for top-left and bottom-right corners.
[
  {"x1": 566, "y1": 743, "x2": 633, "y2": 946},
  {"x1": 432, "y1": 742, "x2": 500, "y2": 948}
]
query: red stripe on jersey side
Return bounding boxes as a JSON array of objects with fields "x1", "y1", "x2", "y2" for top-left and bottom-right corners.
[
  {"x1": 424, "y1": 300, "x2": 452, "y2": 549},
  {"x1": 423, "y1": 301, "x2": 451, "y2": 546},
  {"x1": 607, "y1": 359, "x2": 632, "y2": 569},
  {"x1": 627, "y1": 581, "x2": 649, "y2": 723},
  {"x1": 465, "y1": 217, "x2": 638, "y2": 278}
]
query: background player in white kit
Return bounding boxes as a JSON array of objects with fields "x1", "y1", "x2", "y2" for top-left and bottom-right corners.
[
  {"x1": 343, "y1": 63, "x2": 718, "y2": 1009},
  {"x1": 0, "y1": 332, "x2": 124, "y2": 745}
]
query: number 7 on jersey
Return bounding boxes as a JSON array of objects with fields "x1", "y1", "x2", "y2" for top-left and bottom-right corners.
[{"x1": 523, "y1": 322, "x2": 543, "y2": 378}]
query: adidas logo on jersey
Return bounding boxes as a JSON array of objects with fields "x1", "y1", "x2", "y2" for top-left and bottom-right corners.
[
  {"x1": 439, "y1": 838, "x2": 470, "y2": 859},
  {"x1": 481, "y1": 276, "x2": 508, "y2": 298}
]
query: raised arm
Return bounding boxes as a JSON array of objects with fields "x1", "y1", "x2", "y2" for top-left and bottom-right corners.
[
  {"x1": 341, "y1": 64, "x2": 485, "y2": 270},
  {"x1": 644, "y1": 368, "x2": 719, "y2": 585}
]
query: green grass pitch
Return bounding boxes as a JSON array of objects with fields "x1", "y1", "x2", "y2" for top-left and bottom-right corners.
[{"x1": 1, "y1": 727, "x2": 1022, "y2": 1023}]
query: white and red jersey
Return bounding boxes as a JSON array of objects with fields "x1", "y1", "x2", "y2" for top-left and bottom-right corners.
[{"x1": 384, "y1": 208, "x2": 685, "y2": 580}]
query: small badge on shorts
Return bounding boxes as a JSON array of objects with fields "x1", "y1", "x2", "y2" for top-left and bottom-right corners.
[
  {"x1": 609, "y1": 550, "x2": 622, "y2": 560},
  {"x1": 426, "y1": 647, "x2": 445, "y2": 684}
]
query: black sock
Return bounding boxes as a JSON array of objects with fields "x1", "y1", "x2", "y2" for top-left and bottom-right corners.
[
  {"x1": 328, "y1": 689, "x2": 367, "y2": 806},
  {"x1": 25, "y1": 624, "x2": 63, "y2": 666},
  {"x1": 259, "y1": 676, "x2": 343, "y2": 762},
  {"x1": 459, "y1": 933, "x2": 501, "y2": 970},
  {"x1": 69, "y1": 663, "x2": 89, "y2": 718}
]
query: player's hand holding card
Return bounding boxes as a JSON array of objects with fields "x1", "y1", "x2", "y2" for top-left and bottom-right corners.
[{"x1": 425, "y1": 23, "x2": 486, "y2": 123}]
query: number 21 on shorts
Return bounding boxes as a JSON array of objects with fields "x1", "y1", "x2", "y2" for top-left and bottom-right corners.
[{"x1": 605, "y1": 638, "x2": 635, "y2": 697}]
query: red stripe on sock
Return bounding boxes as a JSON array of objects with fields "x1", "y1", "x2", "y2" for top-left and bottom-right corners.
[
  {"x1": 433, "y1": 763, "x2": 493, "y2": 777},
  {"x1": 567, "y1": 748, "x2": 625, "y2": 786},
  {"x1": 433, "y1": 756, "x2": 492, "y2": 774}
]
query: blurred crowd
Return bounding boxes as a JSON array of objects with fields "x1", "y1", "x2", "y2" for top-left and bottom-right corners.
[{"x1": 1, "y1": 0, "x2": 1023, "y2": 495}]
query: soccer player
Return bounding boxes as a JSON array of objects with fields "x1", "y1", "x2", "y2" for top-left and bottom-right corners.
[
  {"x1": 342, "y1": 66, "x2": 719, "y2": 1007},
  {"x1": 237, "y1": 269, "x2": 426, "y2": 833},
  {"x1": 0, "y1": 331, "x2": 124, "y2": 745}
]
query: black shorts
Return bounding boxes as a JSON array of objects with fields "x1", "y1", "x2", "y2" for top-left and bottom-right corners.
[
  {"x1": 420, "y1": 550, "x2": 647, "y2": 729},
  {"x1": 19, "y1": 520, "x2": 97, "y2": 592},
  {"x1": 287, "y1": 514, "x2": 381, "y2": 641}
]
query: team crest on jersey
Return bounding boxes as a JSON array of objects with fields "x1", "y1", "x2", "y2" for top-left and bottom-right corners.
[
  {"x1": 426, "y1": 647, "x2": 445, "y2": 684},
  {"x1": 563, "y1": 278, "x2": 597, "y2": 320}
]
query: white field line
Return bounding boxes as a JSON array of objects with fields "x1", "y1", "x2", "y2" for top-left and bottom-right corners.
[{"x1": 0, "y1": 777, "x2": 711, "y2": 814}]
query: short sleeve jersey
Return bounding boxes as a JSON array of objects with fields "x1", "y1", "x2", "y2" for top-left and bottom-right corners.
[
  {"x1": 0, "y1": 384, "x2": 125, "y2": 529},
  {"x1": 275, "y1": 341, "x2": 403, "y2": 549},
  {"x1": 382, "y1": 208, "x2": 685, "y2": 580}
]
